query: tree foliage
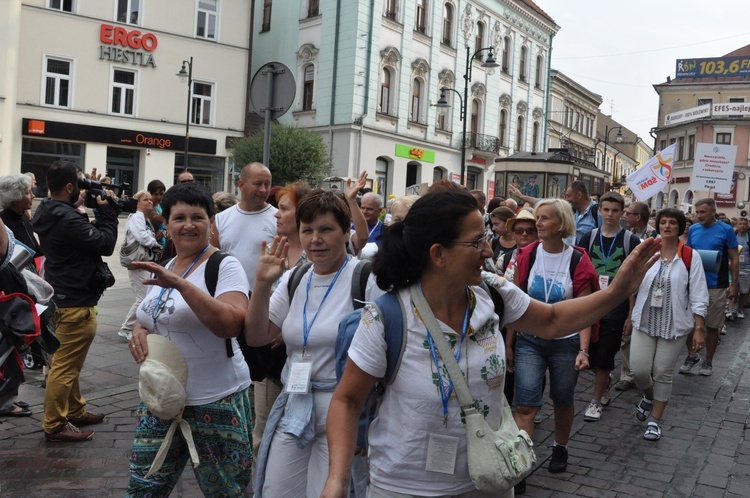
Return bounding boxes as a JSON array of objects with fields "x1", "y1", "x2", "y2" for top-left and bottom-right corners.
[{"x1": 231, "y1": 124, "x2": 331, "y2": 187}]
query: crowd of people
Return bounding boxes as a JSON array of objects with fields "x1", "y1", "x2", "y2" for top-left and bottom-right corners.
[{"x1": 2, "y1": 161, "x2": 740, "y2": 497}]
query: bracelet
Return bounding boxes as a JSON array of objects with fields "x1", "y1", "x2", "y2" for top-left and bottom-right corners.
[{"x1": 578, "y1": 350, "x2": 589, "y2": 357}]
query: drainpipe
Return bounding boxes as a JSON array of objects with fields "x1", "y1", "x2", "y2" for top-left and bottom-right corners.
[
  {"x1": 329, "y1": 0, "x2": 342, "y2": 166},
  {"x1": 244, "y1": 0, "x2": 255, "y2": 136},
  {"x1": 355, "y1": 0, "x2": 375, "y2": 179},
  {"x1": 543, "y1": 32, "x2": 554, "y2": 152}
]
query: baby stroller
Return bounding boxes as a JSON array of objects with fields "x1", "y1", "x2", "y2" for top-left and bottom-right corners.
[{"x1": 0, "y1": 292, "x2": 41, "y2": 414}]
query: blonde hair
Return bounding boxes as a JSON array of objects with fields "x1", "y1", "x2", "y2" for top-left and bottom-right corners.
[
  {"x1": 534, "y1": 198, "x2": 576, "y2": 239},
  {"x1": 133, "y1": 189, "x2": 151, "y2": 200}
]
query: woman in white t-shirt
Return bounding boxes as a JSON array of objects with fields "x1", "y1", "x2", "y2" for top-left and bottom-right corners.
[
  {"x1": 126, "y1": 183, "x2": 252, "y2": 497},
  {"x1": 245, "y1": 189, "x2": 383, "y2": 498},
  {"x1": 320, "y1": 190, "x2": 662, "y2": 498}
]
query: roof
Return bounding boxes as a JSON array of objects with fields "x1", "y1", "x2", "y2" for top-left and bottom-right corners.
[{"x1": 512, "y1": 0, "x2": 556, "y2": 26}]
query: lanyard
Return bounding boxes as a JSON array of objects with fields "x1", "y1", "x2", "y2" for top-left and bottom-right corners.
[
  {"x1": 539, "y1": 245, "x2": 568, "y2": 303},
  {"x1": 301, "y1": 255, "x2": 349, "y2": 352},
  {"x1": 422, "y1": 285, "x2": 471, "y2": 426},
  {"x1": 152, "y1": 244, "x2": 211, "y2": 327},
  {"x1": 599, "y1": 228, "x2": 621, "y2": 266},
  {"x1": 368, "y1": 220, "x2": 381, "y2": 238}
]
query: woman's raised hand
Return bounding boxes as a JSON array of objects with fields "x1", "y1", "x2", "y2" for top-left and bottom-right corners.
[
  {"x1": 346, "y1": 171, "x2": 368, "y2": 200},
  {"x1": 255, "y1": 236, "x2": 289, "y2": 285},
  {"x1": 610, "y1": 237, "x2": 662, "y2": 297}
]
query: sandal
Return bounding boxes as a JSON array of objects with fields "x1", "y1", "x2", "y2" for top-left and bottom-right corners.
[
  {"x1": 644, "y1": 422, "x2": 661, "y2": 441},
  {"x1": 0, "y1": 406, "x2": 32, "y2": 417},
  {"x1": 13, "y1": 401, "x2": 29, "y2": 409},
  {"x1": 635, "y1": 396, "x2": 652, "y2": 421}
]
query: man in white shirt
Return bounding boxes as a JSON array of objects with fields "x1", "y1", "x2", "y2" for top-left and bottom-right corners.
[{"x1": 210, "y1": 162, "x2": 277, "y2": 289}]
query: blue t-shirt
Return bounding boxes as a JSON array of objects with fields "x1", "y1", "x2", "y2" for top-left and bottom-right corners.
[
  {"x1": 687, "y1": 221, "x2": 738, "y2": 288},
  {"x1": 574, "y1": 200, "x2": 602, "y2": 245},
  {"x1": 368, "y1": 220, "x2": 383, "y2": 248},
  {"x1": 737, "y1": 232, "x2": 750, "y2": 270}
]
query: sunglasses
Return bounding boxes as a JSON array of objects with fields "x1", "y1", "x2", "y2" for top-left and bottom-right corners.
[{"x1": 513, "y1": 227, "x2": 537, "y2": 235}]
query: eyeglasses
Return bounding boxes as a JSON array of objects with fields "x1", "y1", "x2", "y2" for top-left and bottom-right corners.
[
  {"x1": 513, "y1": 227, "x2": 537, "y2": 235},
  {"x1": 450, "y1": 237, "x2": 489, "y2": 251},
  {"x1": 180, "y1": 179, "x2": 194, "y2": 184}
]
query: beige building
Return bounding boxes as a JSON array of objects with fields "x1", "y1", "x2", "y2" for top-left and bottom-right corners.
[
  {"x1": 0, "y1": 0, "x2": 251, "y2": 194},
  {"x1": 653, "y1": 44, "x2": 750, "y2": 215},
  {"x1": 546, "y1": 69, "x2": 601, "y2": 162}
]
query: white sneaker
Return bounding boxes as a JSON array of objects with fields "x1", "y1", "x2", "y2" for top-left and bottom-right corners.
[
  {"x1": 584, "y1": 402, "x2": 602, "y2": 421},
  {"x1": 738, "y1": 311, "x2": 745, "y2": 319},
  {"x1": 117, "y1": 330, "x2": 132, "y2": 341}
]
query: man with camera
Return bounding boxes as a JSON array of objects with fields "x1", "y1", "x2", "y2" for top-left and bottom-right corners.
[{"x1": 32, "y1": 160, "x2": 119, "y2": 442}]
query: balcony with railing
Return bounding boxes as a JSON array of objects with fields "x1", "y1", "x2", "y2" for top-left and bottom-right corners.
[{"x1": 465, "y1": 133, "x2": 501, "y2": 155}]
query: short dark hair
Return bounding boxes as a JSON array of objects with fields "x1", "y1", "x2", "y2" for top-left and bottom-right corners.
[
  {"x1": 46, "y1": 160, "x2": 78, "y2": 194},
  {"x1": 599, "y1": 191, "x2": 625, "y2": 210},
  {"x1": 147, "y1": 179, "x2": 166, "y2": 195},
  {"x1": 487, "y1": 197, "x2": 504, "y2": 212},
  {"x1": 161, "y1": 183, "x2": 215, "y2": 221},
  {"x1": 568, "y1": 180, "x2": 588, "y2": 196},
  {"x1": 694, "y1": 197, "x2": 716, "y2": 210},
  {"x1": 630, "y1": 201, "x2": 650, "y2": 220},
  {"x1": 296, "y1": 189, "x2": 352, "y2": 233},
  {"x1": 372, "y1": 190, "x2": 479, "y2": 291},
  {"x1": 655, "y1": 207, "x2": 687, "y2": 236}
]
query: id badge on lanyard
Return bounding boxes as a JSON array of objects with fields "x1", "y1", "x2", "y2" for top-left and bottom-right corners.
[{"x1": 286, "y1": 352, "x2": 314, "y2": 394}]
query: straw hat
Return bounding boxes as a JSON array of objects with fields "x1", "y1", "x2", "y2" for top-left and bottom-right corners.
[{"x1": 506, "y1": 209, "x2": 536, "y2": 232}]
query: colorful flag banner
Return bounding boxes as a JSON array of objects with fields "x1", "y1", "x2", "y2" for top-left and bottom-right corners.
[{"x1": 626, "y1": 143, "x2": 676, "y2": 201}]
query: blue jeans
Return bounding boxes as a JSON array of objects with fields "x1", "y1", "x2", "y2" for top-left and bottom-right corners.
[{"x1": 514, "y1": 333, "x2": 580, "y2": 407}]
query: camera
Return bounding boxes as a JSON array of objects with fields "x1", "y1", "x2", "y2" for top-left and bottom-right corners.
[{"x1": 77, "y1": 178, "x2": 137, "y2": 214}]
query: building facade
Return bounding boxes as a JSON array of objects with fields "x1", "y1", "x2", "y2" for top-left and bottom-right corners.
[
  {"x1": 0, "y1": 0, "x2": 251, "y2": 194},
  {"x1": 652, "y1": 45, "x2": 750, "y2": 216},
  {"x1": 547, "y1": 69, "x2": 601, "y2": 162},
  {"x1": 252, "y1": 0, "x2": 558, "y2": 199}
]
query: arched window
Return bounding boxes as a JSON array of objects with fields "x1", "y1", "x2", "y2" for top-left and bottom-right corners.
[
  {"x1": 471, "y1": 99, "x2": 480, "y2": 135},
  {"x1": 535, "y1": 54, "x2": 543, "y2": 88},
  {"x1": 532, "y1": 122, "x2": 539, "y2": 152},
  {"x1": 475, "y1": 22, "x2": 485, "y2": 60},
  {"x1": 502, "y1": 36, "x2": 511, "y2": 73},
  {"x1": 411, "y1": 78, "x2": 422, "y2": 122},
  {"x1": 380, "y1": 68, "x2": 392, "y2": 115},
  {"x1": 442, "y1": 3, "x2": 453, "y2": 46},
  {"x1": 433, "y1": 166, "x2": 446, "y2": 182},
  {"x1": 519, "y1": 46, "x2": 528, "y2": 82},
  {"x1": 499, "y1": 109, "x2": 507, "y2": 147},
  {"x1": 516, "y1": 116, "x2": 524, "y2": 151},
  {"x1": 302, "y1": 64, "x2": 314, "y2": 111}
]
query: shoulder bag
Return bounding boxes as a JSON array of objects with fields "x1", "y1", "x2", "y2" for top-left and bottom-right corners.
[
  {"x1": 120, "y1": 230, "x2": 154, "y2": 270},
  {"x1": 410, "y1": 284, "x2": 536, "y2": 492}
]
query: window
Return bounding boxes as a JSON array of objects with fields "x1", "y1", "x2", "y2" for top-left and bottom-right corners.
[
  {"x1": 307, "y1": 0, "x2": 319, "y2": 17},
  {"x1": 384, "y1": 0, "x2": 397, "y2": 20},
  {"x1": 191, "y1": 82, "x2": 213, "y2": 125},
  {"x1": 380, "y1": 68, "x2": 392, "y2": 115},
  {"x1": 43, "y1": 57, "x2": 72, "y2": 108},
  {"x1": 532, "y1": 122, "x2": 539, "y2": 152},
  {"x1": 49, "y1": 0, "x2": 74, "y2": 12},
  {"x1": 197, "y1": 0, "x2": 218, "y2": 39},
  {"x1": 261, "y1": 0, "x2": 272, "y2": 31},
  {"x1": 470, "y1": 99, "x2": 479, "y2": 136},
  {"x1": 516, "y1": 116, "x2": 524, "y2": 151},
  {"x1": 474, "y1": 22, "x2": 485, "y2": 60},
  {"x1": 535, "y1": 55, "x2": 543, "y2": 88},
  {"x1": 111, "y1": 69, "x2": 136, "y2": 116},
  {"x1": 660, "y1": 140, "x2": 666, "y2": 151},
  {"x1": 502, "y1": 36, "x2": 511, "y2": 73},
  {"x1": 688, "y1": 134, "x2": 695, "y2": 160},
  {"x1": 677, "y1": 136, "x2": 684, "y2": 161},
  {"x1": 411, "y1": 79, "x2": 422, "y2": 122},
  {"x1": 716, "y1": 133, "x2": 731, "y2": 144},
  {"x1": 117, "y1": 0, "x2": 140, "y2": 24},
  {"x1": 519, "y1": 46, "x2": 527, "y2": 82},
  {"x1": 498, "y1": 109, "x2": 507, "y2": 147},
  {"x1": 433, "y1": 167, "x2": 445, "y2": 183},
  {"x1": 302, "y1": 65, "x2": 314, "y2": 111},
  {"x1": 697, "y1": 98, "x2": 712, "y2": 106},
  {"x1": 415, "y1": 0, "x2": 426, "y2": 33},
  {"x1": 729, "y1": 97, "x2": 744, "y2": 118},
  {"x1": 442, "y1": 3, "x2": 453, "y2": 46}
]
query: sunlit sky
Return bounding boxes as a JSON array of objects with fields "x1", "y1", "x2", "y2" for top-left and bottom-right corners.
[{"x1": 539, "y1": 0, "x2": 750, "y2": 145}]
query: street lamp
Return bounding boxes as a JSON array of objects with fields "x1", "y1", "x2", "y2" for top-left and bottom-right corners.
[
  {"x1": 434, "y1": 45, "x2": 499, "y2": 185},
  {"x1": 601, "y1": 125, "x2": 623, "y2": 189},
  {"x1": 176, "y1": 57, "x2": 193, "y2": 171}
]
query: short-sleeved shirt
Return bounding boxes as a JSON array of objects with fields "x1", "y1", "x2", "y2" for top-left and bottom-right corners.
[
  {"x1": 737, "y1": 231, "x2": 750, "y2": 270},
  {"x1": 687, "y1": 221, "x2": 738, "y2": 288},
  {"x1": 574, "y1": 200, "x2": 601, "y2": 245},
  {"x1": 347, "y1": 282, "x2": 530, "y2": 496},
  {"x1": 137, "y1": 255, "x2": 251, "y2": 405}
]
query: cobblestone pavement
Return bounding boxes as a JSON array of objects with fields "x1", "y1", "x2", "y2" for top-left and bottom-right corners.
[{"x1": 1, "y1": 224, "x2": 748, "y2": 496}]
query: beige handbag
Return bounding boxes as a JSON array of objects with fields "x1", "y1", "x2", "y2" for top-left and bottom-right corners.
[{"x1": 410, "y1": 284, "x2": 536, "y2": 492}]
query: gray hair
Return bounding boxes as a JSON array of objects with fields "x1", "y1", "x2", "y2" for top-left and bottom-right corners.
[
  {"x1": 0, "y1": 174, "x2": 32, "y2": 209},
  {"x1": 362, "y1": 192, "x2": 384, "y2": 209},
  {"x1": 534, "y1": 197, "x2": 576, "y2": 239},
  {"x1": 390, "y1": 194, "x2": 419, "y2": 213}
]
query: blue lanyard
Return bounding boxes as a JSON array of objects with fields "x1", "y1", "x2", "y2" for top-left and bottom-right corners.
[
  {"x1": 598, "y1": 228, "x2": 621, "y2": 266},
  {"x1": 152, "y1": 244, "x2": 211, "y2": 327},
  {"x1": 301, "y1": 255, "x2": 349, "y2": 352},
  {"x1": 423, "y1": 285, "x2": 471, "y2": 425}
]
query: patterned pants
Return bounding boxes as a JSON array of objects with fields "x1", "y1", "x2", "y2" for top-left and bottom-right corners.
[{"x1": 126, "y1": 387, "x2": 253, "y2": 498}]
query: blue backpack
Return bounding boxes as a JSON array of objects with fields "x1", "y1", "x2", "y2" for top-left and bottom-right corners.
[{"x1": 335, "y1": 292, "x2": 407, "y2": 450}]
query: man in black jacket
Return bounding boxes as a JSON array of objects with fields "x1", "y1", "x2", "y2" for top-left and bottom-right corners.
[{"x1": 32, "y1": 161, "x2": 118, "y2": 442}]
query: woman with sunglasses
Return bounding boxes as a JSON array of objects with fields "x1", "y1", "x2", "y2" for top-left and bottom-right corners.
[{"x1": 321, "y1": 190, "x2": 661, "y2": 498}]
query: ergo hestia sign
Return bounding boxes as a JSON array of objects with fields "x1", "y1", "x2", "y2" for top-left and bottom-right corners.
[{"x1": 99, "y1": 23, "x2": 157, "y2": 68}]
